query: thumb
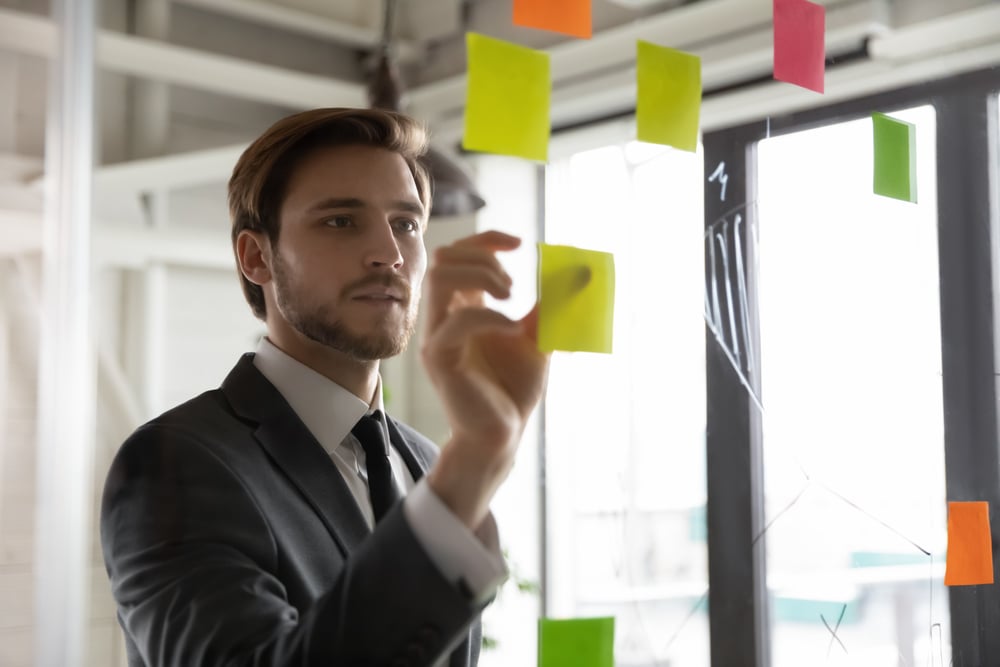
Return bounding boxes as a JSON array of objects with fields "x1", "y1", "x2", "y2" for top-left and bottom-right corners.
[{"x1": 519, "y1": 303, "x2": 540, "y2": 342}]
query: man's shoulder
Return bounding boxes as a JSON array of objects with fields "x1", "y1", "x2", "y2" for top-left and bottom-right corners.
[
  {"x1": 126, "y1": 388, "x2": 243, "y2": 449},
  {"x1": 134, "y1": 354, "x2": 260, "y2": 441}
]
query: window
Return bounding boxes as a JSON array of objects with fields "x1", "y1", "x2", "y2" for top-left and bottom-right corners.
[
  {"x1": 756, "y1": 106, "x2": 949, "y2": 665},
  {"x1": 544, "y1": 140, "x2": 708, "y2": 665}
]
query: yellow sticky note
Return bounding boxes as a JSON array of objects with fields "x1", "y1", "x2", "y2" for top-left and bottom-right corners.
[
  {"x1": 538, "y1": 243, "x2": 614, "y2": 353},
  {"x1": 636, "y1": 41, "x2": 702, "y2": 152},
  {"x1": 463, "y1": 33, "x2": 551, "y2": 162}
]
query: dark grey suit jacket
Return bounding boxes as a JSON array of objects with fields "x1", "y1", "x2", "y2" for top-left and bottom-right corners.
[{"x1": 100, "y1": 353, "x2": 485, "y2": 667}]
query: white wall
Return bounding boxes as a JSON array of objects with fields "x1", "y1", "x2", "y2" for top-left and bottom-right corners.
[{"x1": 0, "y1": 257, "x2": 40, "y2": 666}]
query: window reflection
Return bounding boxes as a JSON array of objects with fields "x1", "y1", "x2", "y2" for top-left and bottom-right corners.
[{"x1": 757, "y1": 106, "x2": 949, "y2": 666}]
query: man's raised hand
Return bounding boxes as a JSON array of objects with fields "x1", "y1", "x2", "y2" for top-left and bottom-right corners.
[{"x1": 421, "y1": 231, "x2": 550, "y2": 529}]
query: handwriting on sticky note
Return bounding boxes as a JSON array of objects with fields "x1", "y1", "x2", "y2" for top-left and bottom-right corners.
[
  {"x1": 773, "y1": 0, "x2": 826, "y2": 93},
  {"x1": 945, "y1": 501, "x2": 994, "y2": 586},
  {"x1": 462, "y1": 33, "x2": 550, "y2": 162},
  {"x1": 514, "y1": 0, "x2": 592, "y2": 39},
  {"x1": 635, "y1": 41, "x2": 701, "y2": 153},
  {"x1": 537, "y1": 243, "x2": 614, "y2": 354},
  {"x1": 538, "y1": 616, "x2": 615, "y2": 667},
  {"x1": 872, "y1": 112, "x2": 917, "y2": 203}
]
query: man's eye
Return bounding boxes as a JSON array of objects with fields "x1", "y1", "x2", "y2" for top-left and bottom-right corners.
[
  {"x1": 324, "y1": 215, "x2": 352, "y2": 228},
  {"x1": 395, "y1": 218, "x2": 419, "y2": 233}
]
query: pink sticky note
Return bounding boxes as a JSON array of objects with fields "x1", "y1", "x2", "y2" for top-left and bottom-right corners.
[{"x1": 773, "y1": 0, "x2": 826, "y2": 93}]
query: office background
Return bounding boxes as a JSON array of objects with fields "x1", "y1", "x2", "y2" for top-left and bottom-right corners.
[{"x1": 0, "y1": 0, "x2": 999, "y2": 665}]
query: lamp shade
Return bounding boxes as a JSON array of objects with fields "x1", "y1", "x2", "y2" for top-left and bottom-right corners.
[{"x1": 368, "y1": 51, "x2": 486, "y2": 218}]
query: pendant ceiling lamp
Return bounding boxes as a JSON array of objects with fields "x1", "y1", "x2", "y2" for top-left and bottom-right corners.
[{"x1": 368, "y1": 0, "x2": 486, "y2": 217}]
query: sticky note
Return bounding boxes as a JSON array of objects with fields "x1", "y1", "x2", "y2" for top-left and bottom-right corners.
[
  {"x1": 872, "y1": 112, "x2": 917, "y2": 203},
  {"x1": 636, "y1": 41, "x2": 702, "y2": 152},
  {"x1": 945, "y1": 501, "x2": 994, "y2": 586},
  {"x1": 773, "y1": 0, "x2": 826, "y2": 93},
  {"x1": 539, "y1": 617, "x2": 614, "y2": 667},
  {"x1": 514, "y1": 0, "x2": 592, "y2": 39},
  {"x1": 463, "y1": 33, "x2": 551, "y2": 162},
  {"x1": 538, "y1": 244, "x2": 614, "y2": 354}
]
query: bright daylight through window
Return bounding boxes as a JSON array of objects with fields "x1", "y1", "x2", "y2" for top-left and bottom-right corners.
[
  {"x1": 544, "y1": 139, "x2": 708, "y2": 666},
  {"x1": 757, "y1": 106, "x2": 949, "y2": 667}
]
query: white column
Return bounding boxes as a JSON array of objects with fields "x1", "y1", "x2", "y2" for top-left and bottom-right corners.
[
  {"x1": 132, "y1": 0, "x2": 172, "y2": 416},
  {"x1": 0, "y1": 263, "x2": 9, "y2": 544},
  {"x1": 130, "y1": 0, "x2": 171, "y2": 159},
  {"x1": 33, "y1": 0, "x2": 97, "y2": 665},
  {"x1": 141, "y1": 191, "x2": 169, "y2": 415},
  {"x1": 0, "y1": 54, "x2": 16, "y2": 153}
]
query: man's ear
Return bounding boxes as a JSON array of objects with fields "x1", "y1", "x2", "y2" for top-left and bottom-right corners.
[{"x1": 236, "y1": 230, "x2": 272, "y2": 286}]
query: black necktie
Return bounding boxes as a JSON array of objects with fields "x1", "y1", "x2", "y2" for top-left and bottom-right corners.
[{"x1": 351, "y1": 411, "x2": 401, "y2": 523}]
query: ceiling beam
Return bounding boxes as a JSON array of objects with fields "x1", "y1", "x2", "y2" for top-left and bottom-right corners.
[
  {"x1": 171, "y1": 0, "x2": 421, "y2": 62},
  {"x1": 82, "y1": 0, "x2": 884, "y2": 195},
  {"x1": 542, "y1": 37, "x2": 1000, "y2": 159},
  {"x1": 0, "y1": 7, "x2": 366, "y2": 108},
  {"x1": 429, "y1": 0, "x2": 889, "y2": 144},
  {"x1": 408, "y1": 0, "x2": 886, "y2": 121},
  {"x1": 0, "y1": 1, "x2": 883, "y2": 125},
  {"x1": 93, "y1": 145, "x2": 243, "y2": 192},
  {"x1": 93, "y1": 223, "x2": 234, "y2": 269},
  {"x1": 0, "y1": 209, "x2": 234, "y2": 269},
  {"x1": 407, "y1": 0, "x2": 783, "y2": 119},
  {"x1": 700, "y1": 39, "x2": 1000, "y2": 133},
  {"x1": 868, "y1": 3, "x2": 1000, "y2": 61}
]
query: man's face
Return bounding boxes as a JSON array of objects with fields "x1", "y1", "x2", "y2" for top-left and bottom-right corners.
[{"x1": 267, "y1": 144, "x2": 427, "y2": 361}]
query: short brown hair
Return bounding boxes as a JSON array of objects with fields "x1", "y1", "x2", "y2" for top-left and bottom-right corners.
[{"x1": 228, "y1": 107, "x2": 432, "y2": 320}]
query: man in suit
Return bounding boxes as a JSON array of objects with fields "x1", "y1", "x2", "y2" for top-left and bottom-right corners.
[{"x1": 100, "y1": 107, "x2": 549, "y2": 666}]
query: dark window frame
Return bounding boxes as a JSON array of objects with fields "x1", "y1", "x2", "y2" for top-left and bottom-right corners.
[{"x1": 702, "y1": 66, "x2": 1000, "y2": 667}]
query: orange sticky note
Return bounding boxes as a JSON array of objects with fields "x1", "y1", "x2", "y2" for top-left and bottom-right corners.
[
  {"x1": 514, "y1": 0, "x2": 592, "y2": 39},
  {"x1": 773, "y1": 0, "x2": 826, "y2": 93},
  {"x1": 945, "y1": 501, "x2": 995, "y2": 586}
]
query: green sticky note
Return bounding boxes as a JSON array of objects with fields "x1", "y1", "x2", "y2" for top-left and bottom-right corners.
[
  {"x1": 463, "y1": 33, "x2": 551, "y2": 162},
  {"x1": 537, "y1": 244, "x2": 615, "y2": 354},
  {"x1": 636, "y1": 40, "x2": 702, "y2": 152},
  {"x1": 873, "y1": 112, "x2": 917, "y2": 203},
  {"x1": 538, "y1": 616, "x2": 615, "y2": 667}
]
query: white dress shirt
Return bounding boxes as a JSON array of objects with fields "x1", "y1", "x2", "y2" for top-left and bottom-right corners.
[{"x1": 252, "y1": 338, "x2": 507, "y2": 607}]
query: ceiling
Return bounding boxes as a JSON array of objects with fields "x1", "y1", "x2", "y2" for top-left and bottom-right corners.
[{"x1": 0, "y1": 0, "x2": 999, "y2": 252}]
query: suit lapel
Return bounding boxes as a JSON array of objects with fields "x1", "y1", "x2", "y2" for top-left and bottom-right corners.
[{"x1": 221, "y1": 354, "x2": 369, "y2": 557}]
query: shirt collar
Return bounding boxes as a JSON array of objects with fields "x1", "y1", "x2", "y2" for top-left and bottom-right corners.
[{"x1": 251, "y1": 337, "x2": 387, "y2": 457}]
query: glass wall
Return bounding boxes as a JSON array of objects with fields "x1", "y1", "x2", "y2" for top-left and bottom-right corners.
[
  {"x1": 756, "y1": 106, "x2": 949, "y2": 666},
  {"x1": 544, "y1": 140, "x2": 708, "y2": 666}
]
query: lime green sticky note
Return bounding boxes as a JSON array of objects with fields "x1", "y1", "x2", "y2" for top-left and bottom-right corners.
[
  {"x1": 463, "y1": 32, "x2": 551, "y2": 162},
  {"x1": 873, "y1": 112, "x2": 917, "y2": 203},
  {"x1": 538, "y1": 244, "x2": 615, "y2": 354},
  {"x1": 636, "y1": 41, "x2": 702, "y2": 152},
  {"x1": 538, "y1": 616, "x2": 615, "y2": 667}
]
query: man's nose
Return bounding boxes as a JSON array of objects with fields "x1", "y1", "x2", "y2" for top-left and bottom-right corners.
[{"x1": 364, "y1": 220, "x2": 404, "y2": 269}]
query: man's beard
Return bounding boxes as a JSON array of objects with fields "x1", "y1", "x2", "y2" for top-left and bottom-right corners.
[{"x1": 271, "y1": 254, "x2": 418, "y2": 361}]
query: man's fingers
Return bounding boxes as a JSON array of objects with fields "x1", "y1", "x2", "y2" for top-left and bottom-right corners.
[
  {"x1": 451, "y1": 230, "x2": 521, "y2": 251},
  {"x1": 425, "y1": 265, "x2": 512, "y2": 331},
  {"x1": 519, "y1": 303, "x2": 541, "y2": 342},
  {"x1": 424, "y1": 230, "x2": 522, "y2": 332},
  {"x1": 422, "y1": 308, "x2": 520, "y2": 366},
  {"x1": 431, "y1": 265, "x2": 511, "y2": 297},
  {"x1": 433, "y1": 245, "x2": 512, "y2": 280}
]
